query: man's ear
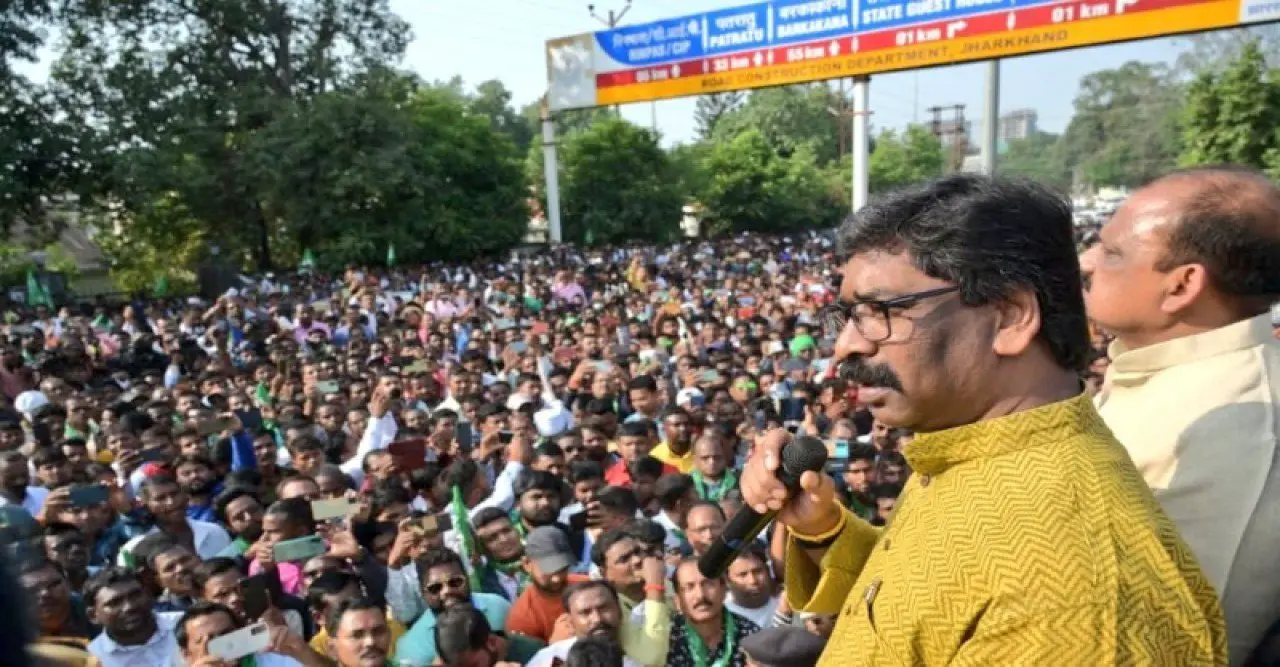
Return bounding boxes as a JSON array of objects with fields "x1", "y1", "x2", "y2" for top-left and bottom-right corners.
[{"x1": 991, "y1": 289, "x2": 1040, "y2": 358}]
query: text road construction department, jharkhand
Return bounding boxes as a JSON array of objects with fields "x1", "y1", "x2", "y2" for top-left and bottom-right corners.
[{"x1": 696, "y1": 29, "x2": 1066, "y2": 91}]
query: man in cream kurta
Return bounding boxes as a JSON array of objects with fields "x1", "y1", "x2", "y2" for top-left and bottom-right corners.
[{"x1": 1084, "y1": 167, "x2": 1280, "y2": 664}]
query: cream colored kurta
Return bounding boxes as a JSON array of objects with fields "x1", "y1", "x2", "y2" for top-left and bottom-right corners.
[{"x1": 1097, "y1": 313, "x2": 1280, "y2": 665}]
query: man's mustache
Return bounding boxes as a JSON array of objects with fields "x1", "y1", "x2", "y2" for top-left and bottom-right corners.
[{"x1": 839, "y1": 358, "x2": 904, "y2": 392}]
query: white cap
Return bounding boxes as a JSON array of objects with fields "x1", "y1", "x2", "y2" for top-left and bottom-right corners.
[
  {"x1": 535, "y1": 404, "x2": 573, "y2": 438},
  {"x1": 765, "y1": 341, "x2": 786, "y2": 356},
  {"x1": 676, "y1": 387, "x2": 705, "y2": 408}
]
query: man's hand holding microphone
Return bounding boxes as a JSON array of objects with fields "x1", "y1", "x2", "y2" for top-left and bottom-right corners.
[{"x1": 698, "y1": 428, "x2": 843, "y2": 578}]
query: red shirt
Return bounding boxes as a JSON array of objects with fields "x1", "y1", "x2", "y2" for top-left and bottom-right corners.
[{"x1": 605, "y1": 459, "x2": 678, "y2": 487}]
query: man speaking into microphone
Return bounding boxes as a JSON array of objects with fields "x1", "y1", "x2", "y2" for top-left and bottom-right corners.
[{"x1": 740, "y1": 175, "x2": 1226, "y2": 665}]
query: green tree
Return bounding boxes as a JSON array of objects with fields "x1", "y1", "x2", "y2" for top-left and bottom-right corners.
[
  {"x1": 552, "y1": 118, "x2": 682, "y2": 245},
  {"x1": 698, "y1": 130, "x2": 843, "y2": 237},
  {"x1": 711, "y1": 85, "x2": 845, "y2": 165},
  {"x1": 468, "y1": 79, "x2": 535, "y2": 154},
  {"x1": 53, "y1": 0, "x2": 412, "y2": 270},
  {"x1": 1000, "y1": 132, "x2": 1071, "y2": 192},
  {"x1": 868, "y1": 126, "x2": 945, "y2": 193},
  {"x1": 1175, "y1": 26, "x2": 1280, "y2": 75},
  {"x1": 694, "y1": 92, "x2": 744, "y2": 139},
  {"x1": 1058, "y1": 61, "x2": 1182, "y2": 188},
  {"x1": 1179, "y1": 40, "x2": 1280, "y2": 173}
]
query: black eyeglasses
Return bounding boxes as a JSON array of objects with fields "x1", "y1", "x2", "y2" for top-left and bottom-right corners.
[
  {"x1": 819, "y1": 286, "x2": 960, "y2": 343},
  {"x1": 425, "y1": 576, "x2": 468, "y2": 596}
]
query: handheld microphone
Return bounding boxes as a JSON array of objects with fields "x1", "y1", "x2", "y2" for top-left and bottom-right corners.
[{"x1": 697, "y1": 436, "x2": 829, "y2": 579}]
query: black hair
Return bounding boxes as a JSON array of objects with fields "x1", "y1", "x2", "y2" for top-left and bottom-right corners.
[
  {"x1": 671, "y1": 555, "x2": 723, "y2": 588},
  {"x1": 653, "y1": 473, "x2": 694, "y2": 510},
  {"x1": 132, "y1": 532, "x2": 181, "y2": 572},
  {"x1": 369, "y1": 481, "x2": 413, "y2": 517},
  {"x1": 30, "y1": 448, "x2": 67, "y2": 469},
  {"x1": 594, "y1": 486, "x2": 639, "y2": 519},
  {"x1": 838, "y1": 174, "x2": 1090, "y2": 371},
  {"x1": 617, "y1": 421, "x2": 650, "y2": 439},
  {"x1": 177, "y1": 602, "x2": 239, "y2": 650},
  {"x1": 138, "y1": 474, "x2": 181, "y2": 499},
  {"x1": 288, "y1": 435, "x2": 326, "y2": 454},
  {"x1": 568, "y1": 460, "x2": 604, "y2": 484},
  {"x1": 264, "y1": 497, "x2": 313, "y2": 528},
  {"x1": 305, "y1": 570, "x2": 363, "y2": 612},
  {"x1": 434, "y1": 605, "x2": 495, "y2": 665},
  {"x1": 561, "y1": 579, "x2": 619, "y2": 611},
  {"x1": 513, "y1": 469, "x2": 562, "y2": 499},
  {"x1": 627, "y1": 457, "x2": 664, "y2": 482},
  {"x1": 686, "y1": 499, "x2": 726, "y2": 522},
  {"x1": 192, "y1": 557, "x2": 243, "y2": 591},
  {"x1": 849, "y1": 443, "x2": 878, "y2": 465},
  {"x1": 413, "y1": 546, "x2": 466, "y2": 583},
  {"x1": 534, "y1": 441, "x2": 564, "y2": 458},
  {"x1": 470, "y1": 506, "x2": 511, "y2": 531},
  {"x1": 224, "y1": 469, "x2": 263, "y2": 490},
  {"x1": 627, "y1": 375, "x2": 657, "y2": 394},
  {"x1": 84, "y1": 567, "x2": 141, "y2": 608},
  {"x1": 621, "y1": 518, "x2": 665, "y2": 550},
  {"x1": 566, "y1": 636, "x2": 625, "y2": 667},
  {"x1": 443, "y1": 459, "x2": 482, "y2": 496},
  {"x1": 213, "y1": 486, "x2": 261, "y2": 526},
  {"x1": 325, "y1": 597, "x2": 384, "y2": 637},
  {"x1": 1156, "y1": 166, "x2": 1280, "y2": 306},
  {"x1": 591, "y1": 526, "x2": 635, "y2": 568}
]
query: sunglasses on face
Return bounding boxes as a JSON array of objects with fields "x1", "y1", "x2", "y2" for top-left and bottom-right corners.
[{"x1": 426, "y1": 576, "x2": 468, "y2": 596}]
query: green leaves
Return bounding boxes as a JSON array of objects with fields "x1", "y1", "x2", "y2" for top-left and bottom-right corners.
[{"x1": 1179, "y1": 40, "x2": 1280, "y2": 174}]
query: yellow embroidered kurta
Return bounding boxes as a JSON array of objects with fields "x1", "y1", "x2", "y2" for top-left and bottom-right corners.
[{"x1": 786, "y1": 394, "x2": 1227, "y2": 665}]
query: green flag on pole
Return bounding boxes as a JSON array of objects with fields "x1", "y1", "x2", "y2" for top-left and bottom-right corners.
[
  {"x1": 300, "y1": 248, "x2": 316, "y2": 272},
  {"x1": 386, "y1": 243, "x2": 396, "y2": 268},
  {"x1": 25, "y1": 269, "x2": 51, "y2": 308}
]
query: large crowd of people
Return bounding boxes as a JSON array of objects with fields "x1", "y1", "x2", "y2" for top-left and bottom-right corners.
[{"x1": 0, "y1": 166, "x2": 1278, "y2": 667}]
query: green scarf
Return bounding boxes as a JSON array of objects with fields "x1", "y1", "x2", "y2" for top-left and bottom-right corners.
[
  {"x1": 691, "y1": 470, "x2": 736, "y2": 503},
  {"x1": 450, "y1": 485, "x2": 483, "y2": 591},
  {"x1": 686, "y1": 611, "x2": 738, "y2": 667},
  {"x1": 486, "y1": 557, "x2": 530, "y2": 595}
]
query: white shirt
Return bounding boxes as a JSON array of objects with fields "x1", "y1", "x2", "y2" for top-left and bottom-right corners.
[
  {"x1": 117, "y1": 518, "x2": 233, "y2": 566},
  {"x1": 340, "y1": 412, "x2": 398, "y2": 488},
  {"x1": 0, "y1": 485, "x2": 48, "y2": 516},
  {"x1": 527, "y1": 637, "x2": 642, "y2": 667},
  {"x1": 725, "y1": 593, "x2": 779, "y2": 629},
  {"x1": 88, "y1": 612, "x2": 182, "y2": 667}
]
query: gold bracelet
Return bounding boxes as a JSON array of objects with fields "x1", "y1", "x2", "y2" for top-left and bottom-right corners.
[{"x1": 790, "y1": 509, "x2": 848, "y2": 546}]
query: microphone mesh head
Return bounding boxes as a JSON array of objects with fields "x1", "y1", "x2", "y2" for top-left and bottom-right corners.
[{"x1": 777, "y1": 436, "x2": 829, "y2": 490}]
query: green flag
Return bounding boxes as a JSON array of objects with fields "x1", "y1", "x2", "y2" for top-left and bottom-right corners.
[
  {"x1": 300, "y1": 248, "x2": 317, "y2": 271},
  {"x1": 25, "y1": 269, "x2": 51, "y2": 308},
  {"x1": 584, "y1": 228, "x2": 594, "y2": 246},
  {"x1": 153, "y1": 274, "x2": 169, "y2": 297},
  {"x1": 450, "y1": 485, "x2": 483, "y2": 590},
  {"x1": 386, "y1": 243, "x2": 396, "y2": 268}
]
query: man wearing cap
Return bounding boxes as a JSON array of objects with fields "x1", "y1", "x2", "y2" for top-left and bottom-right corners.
[
  {"x1": 741, "y1": 626, "x2": 827, "y2": 667},
  {"x1": 507, "y1": 526, "x2": 590, "y2": 642}
]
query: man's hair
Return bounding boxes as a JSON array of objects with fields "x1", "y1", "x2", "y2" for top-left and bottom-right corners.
[
  {"x1": 414, "y1": 546, "x2": 465, "y2": 583},
  {"x1": 838, "y1": 174, "x2": 1089, "y2": 371},
  {"x1": 627, "y1": 375, "x2": 658, "y2": 394},
  {"x1": 686, "y1": 499, "x2": 726, "y2": 522},
  {"x1": 324, "y1": 597, "x2": 385, "y2": 637},
  {"x1": 848, "y1": 444, "x2": 878, "y2": 465},
  {"x1": 566, "y1": 636, "x2": 625, "y2": 667},
  {"x1": 621, "y1": 518, "x2": 665, "y2": 550},
  {"x1": 264, "y1": 497, "x2": 313, "y2": 527},
  {"x1": 305, "y1": 570, "x2": 363, "y2": 612},
  {"x1": 132, "y1": 532, "x2": 182, "y2": 572},
  {"x1": 627, "y1": 457, "x2": 664, "y2": 483},
  {"x1": 193, "y1": 557, "x2": 243, "y2": 591},
  {"x1": 84, "y1": 567, "x2": 141, "y2": 608},
  {"x1": 568, "y1": 460, "x2": 604, "y2": 484},
  {"x1": 443, "y1": 459, "x2": 481, "y2": 496},
  {"x1": 671, "y1": 555, "x2": 724, "y2": 588},
  {"x1": 513, "y1": 469, "x2": 562, "y2": 499},
  {"x1": 617, "y1": 421, "x2": 650, "y2": 439},
  {"x1": 176, "y1": 602, "x2": 239, "y2": 650},
  {"x1": 138, "y1": 474, "x2": 181, "y2": 499},
  {"x1": 591, "y1": 526, "x2": 635, "y2": 568},
  {"x1": 288, "y1": 435, "x2": 325, "y2": 454},
  {"x1": 173, "y1": 453, "x2": 215, "y2": 473},
  {"x1": 369, "y1": 481, "x2": 412, "y2": 516},
  {"x1": 653, "y1": 473, "x2": 693, "y2": 510},
  {"x1": 213, "y1": 486, "x2": 261, "y2": 526},
  {"x1": 470, "y1": 506, "x2": 511, "y2": 531},
  {"x1": 434, "y1": 605, "x2": 494, "y2": 665},
  {"x1": 594, "y1": 486, "x2": 639, "y2": 519},
  {"x1": 562, "y1": 579, "x2": 619, "y2": 611},
  {"x1": 534, "y1": 441, "x2": 564, "y2": 458},
  {"x1": 30, "y1": 448, "x2": 67, "y2": 469},
  {"x1": 1154, "y1": 166, "x2": 1280, "y2": 305}
]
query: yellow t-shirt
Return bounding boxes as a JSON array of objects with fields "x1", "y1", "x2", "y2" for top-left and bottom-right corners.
[
  {"x1": 648, "y1": 442, "x2": 693, "y2": 474},
  {"x1": 309, "y1": 613, "x2": 407, "y2": 658}
]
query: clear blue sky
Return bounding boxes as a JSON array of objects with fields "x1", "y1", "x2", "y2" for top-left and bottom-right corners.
[{"x1": 17, "y1": 0, "x2": 1193, "y2": 145}]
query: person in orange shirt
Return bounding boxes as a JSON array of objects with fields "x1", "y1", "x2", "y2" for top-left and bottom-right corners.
[{"x1": 505, "y1": 526, "x2": 589, "y2": 643}]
